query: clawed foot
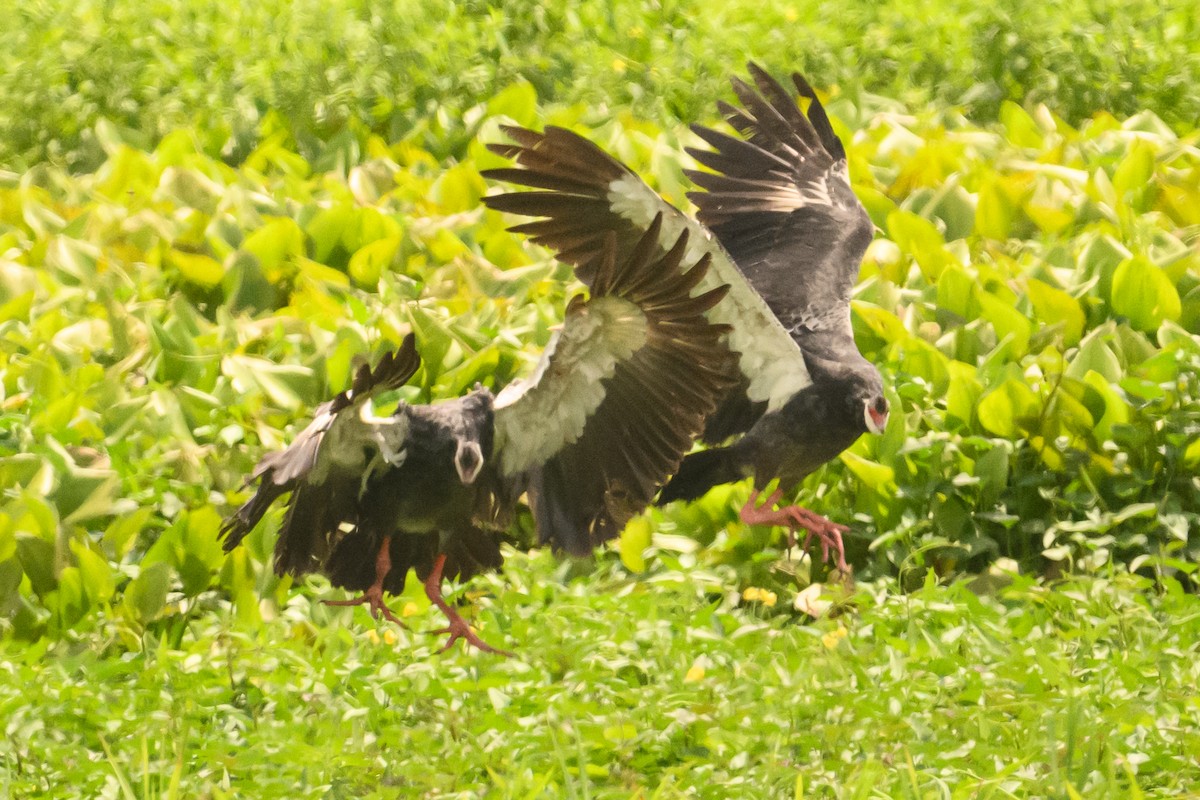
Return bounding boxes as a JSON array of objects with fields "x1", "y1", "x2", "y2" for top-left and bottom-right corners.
[
  {"x1": 741, "y1": 489, "x2": 851, "y2": 574},
  {"x1": 424, "y1": 553, "x2": 513, "y2": 657},
  {"x1": 324, "y1": 533, "x2": 408, "y2": 626},
  {"x1": 324, "y1": 589, "x2": 406, "y2": 627},
  {"x1": 430, "y1": 612, "x2": 514, "y2": 657}
]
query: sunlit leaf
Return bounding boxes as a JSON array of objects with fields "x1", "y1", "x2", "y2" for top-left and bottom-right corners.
[
  {"x1": 348, "y1": 236, "x2": 402, "y2": 286},
  {"x1": 123, "y1": 561, "x2": 172, "y2": 624},
  {"x1": 1025, "y1": 278, "x2": 1085, "y2": 346},
  {"x1": 977, "y1": 379, "x2": 1040, "y2": 438},
  {"x1": 1111, "y1": 256, "x2": 1181, "y2": 332},
  {"x1": 619, "y1": 517, "x2": 651, "y2": 574}
]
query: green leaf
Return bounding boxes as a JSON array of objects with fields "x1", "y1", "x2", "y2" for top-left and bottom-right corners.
[
  {"x1": 935, "y1": 265, "x2": 978, "y2": 320},
  {"x1": 348, "y1": 237, "x2": 401, "y2": 287},
  {"x1": 840, "y1": 452, "x2": 896, "y2": 493},
  {"x1": 178, "y1": 507, "x2": 225, "y2": 597},
  {"x1": 241, "y1": 217, "x2": 305, "y2": 273},
  {"x1": 619, "y1": 517, "x2": 651, "y2": 574},
  {"x1": 0, "y1": 516, "x2": 13, "y2": 563},
  {"x1": 887, "y1": 210, "x2": 955, "y2": 280},
  {"x1": 975, "y1": 177, "x2": 1016, "y2": 240},
  {"x1": 167, "y1": 249, "x2": 225, "y2": 288},
  {"x1": 1025, "y1": 278, "x2": 1085, "y2": 346},
  {"x1": 1111, "y1": 139, "x2": 1155, "y2": 203},
  {"x1": 16, "y1": 533, "x2": 58, "y2": 597},
  {"x1": 945, "y1": 361, "x2": 982, "y2": 427},
  {"x1": 1000, "y1": 101, "x2": 1045, "y2": 149},
  {"x1": 977, "y1": 379, "x2": 1040, "y2": 438},
  {"x1": 123, "y1": 561, "x2": 173, "y2": 624},
  {"x1": 1067, "y1": 326, "x2": 1123, "y2": 383},
  {"x1": 306, "y1": 204, "x2": 356, "y2": 262},
  {"x1": 102, "y1": 506, "x2": 153, "y2": 563},
  {"x1": 72, "y1": 543, "x2": 116, "y2": 605},
  {"x1": 430, "y1": 164, "x2": 486, "y2": 214},
  {"x1": 1111, "y1": 257, "x2": 1181, "y2": 332},
  {"x1": 487, "y1": 80, "x2": 538, "y2": 128},
  {"x1": 977, "y1": 290, "x2": 1032, "y2": 355}
]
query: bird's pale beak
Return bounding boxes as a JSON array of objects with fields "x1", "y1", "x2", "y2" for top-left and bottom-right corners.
[
  {"x1": 864, "y1": 401, "x2": 888, "y2": 435},
  {"x1": 455, "y1": 441, "x2": 484, "y2": 485}
]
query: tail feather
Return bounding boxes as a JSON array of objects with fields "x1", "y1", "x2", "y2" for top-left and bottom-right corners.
[{"x1": 657, "y1": 447, "x2": 741, "y2": 505}]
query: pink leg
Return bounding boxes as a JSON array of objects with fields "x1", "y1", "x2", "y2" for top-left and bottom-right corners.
[
  {"x1": 739, "y1": 490, "x2": 851, "y2": 573},
  {"x1": 424, "y1": 554, "x2": 513, "y2": 657},
  {"x1": 324, "y1": 534, "x2": 406, "y2": 626}
]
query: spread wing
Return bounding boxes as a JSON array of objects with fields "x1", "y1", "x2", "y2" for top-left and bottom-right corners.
[
  {"x1": 219, "y1": 334, "x2": 420, "y2": 575},
  {"x1": 685, "y1": 64, "x2": 874, "y2": 340},
  {"x1": 493, "y1": 219, "x2": 737, "y2": 554},
  {"x1": 482, "y1": 126, "x2": 811, "y2": 414}
]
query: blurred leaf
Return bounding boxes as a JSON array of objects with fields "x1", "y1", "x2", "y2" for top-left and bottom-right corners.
[
  {"x1": 72, "y1": 543, "x2": 116, "y2": 606},
  {"x1": 178, "y1": 508, "x2": 225, "y2": 596},
  {"x1": 242, "y1": 217, "x2": 305, "y2": 274},
  {"x1": 16, "y1": 534, "x2": 57, "y2": 597},
  {"x1": 123, "y1": 561, "x2": 172, "y2": 624},
  {"x1": 487, "y1": 80, "x2": 538, "y2": 128},
  {"x1": 975, "y1": 177, "x2": 1015, "y2": 240},
  {"x1": 619, "y1": 517, "x2": 651, "y2": 574},
  {"x1": 103, "y1": 508, "x2": 154, "y2": 562},
  {"x1": 887, "y1": 210, "x2": 955, "y2": 280},
  {"x1": 348, "y1": 237, "x2": 401, "y2": 287},
  {"x1": 1111, "y1": 257, "x2": 1181, "y2": 332},
  {"x1": 977, "y1": 379, "x2": 1040, "y2": 438},
  {"x1": 1111, "y1": 139, "x2": 1155, "y2": 203},
  {"x1": 167, "y1": 249, "x2": 225, "y2": 288},
  {"x1": 840, "y1": 452, "x2": 896, "y2": 493},
  {"x1": 1025, "y1": 278, "x2": 1085, "y2": 346}
]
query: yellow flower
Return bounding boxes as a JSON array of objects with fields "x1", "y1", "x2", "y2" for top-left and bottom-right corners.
[
  {"x1": 383, "y1": 628, "x2": 398, "y2": 646},
  {"x1": 366, "y1": 629, "x2": 381, "y2": 645},
  {"x1": 613, "y1": 58, "x2": 627, "y2": 74},
  {"x1": 685, "y1": 662, "x2": 705, "y2": 683},
  {"x1": 742, "y1": 587, "x2": 777, "y2": 607},
  {"x1": 821, "y1": 626, "x2": 849, "y2": 649},
  {"x1": 401, "y1": 602, "x2": 420, "y2": 618}
]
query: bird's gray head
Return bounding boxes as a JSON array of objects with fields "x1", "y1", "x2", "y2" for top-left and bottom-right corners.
[{"x1": 455, "y1": 440, "x2": 485, "y2": 485}]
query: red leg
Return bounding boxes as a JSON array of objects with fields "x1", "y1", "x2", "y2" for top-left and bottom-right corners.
[
  {"x1": 739, "y1": 490, "x2": 851, "y2": 574},
  {"x1": 324, "y1": 534, "x2": 406, "y2": 626},
  {"x1": 424, "y1": 553, "x2": 513, "y2": 657}
]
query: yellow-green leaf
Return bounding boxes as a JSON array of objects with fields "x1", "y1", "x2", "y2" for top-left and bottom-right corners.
[{"x1": 1111, "y1": 257, "x2": 1181, "y2": 332}]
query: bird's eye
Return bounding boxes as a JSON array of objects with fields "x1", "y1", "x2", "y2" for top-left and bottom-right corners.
[{"x1": 873, "y1": 397, "x2": 888, "y2": 414}]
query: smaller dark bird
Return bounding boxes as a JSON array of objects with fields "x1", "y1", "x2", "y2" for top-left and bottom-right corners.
[
  {"x1": 221, "y1": 221, "x2": 736, "y2": 654},
  {"x1": 482, "y1": 64, "x2": 889, "y2": 574}
]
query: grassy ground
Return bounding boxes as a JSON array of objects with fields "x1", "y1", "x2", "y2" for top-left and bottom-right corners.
[{"x1": 4, "y1": 553, "x2": 1198, "y2": 798}]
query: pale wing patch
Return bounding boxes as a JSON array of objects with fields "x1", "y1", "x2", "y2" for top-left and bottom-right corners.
[
  {"x1": 607, "y1": 175, "x2": 810, "y2": 411},
  {"x1": 495, "y1": 295, "x2": 648, "y2": 476},
  {"x1": 311, "y1": 403, "x2": 408, "y2": 482}
]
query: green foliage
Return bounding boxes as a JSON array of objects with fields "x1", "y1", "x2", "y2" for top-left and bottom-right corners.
[
  {"x1": 1, "y1": 559, "x2": 1197, "y2": 797},
  {"x1": 3, "y1": 0, "x2": 1200, "y2": 171}
]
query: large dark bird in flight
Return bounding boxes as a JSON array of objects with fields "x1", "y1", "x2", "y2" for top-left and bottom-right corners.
[
  {"x1": 221, "y1": 222, "x2": 735, "y2": 654},
  {"x1": 483, "y1": 64, "x2": 888, "y2": 573}
]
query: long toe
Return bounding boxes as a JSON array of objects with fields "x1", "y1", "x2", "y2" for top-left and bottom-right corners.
[
  {"x1": 780, "y1": 505, "x2": 851, "y2": 573},
  {"x1": 431, "y1": 620, "x2": 513, "y2": 657},
  {"x1": 324, "y1": 593, "x2": 408, "y2": 628}
]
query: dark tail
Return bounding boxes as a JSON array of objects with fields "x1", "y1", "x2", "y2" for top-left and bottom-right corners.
[{"x1": 657, "y1": 447, "x2": 741, "y2": 505}]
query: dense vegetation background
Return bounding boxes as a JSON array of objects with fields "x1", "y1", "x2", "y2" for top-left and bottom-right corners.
[{"x1": 2, "y1": 0, "x2": 1198, "y2": 796}]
